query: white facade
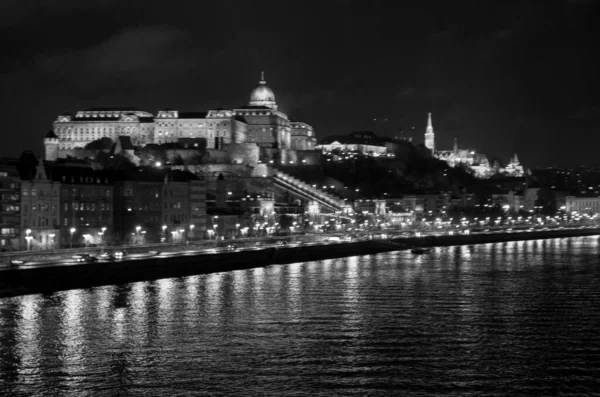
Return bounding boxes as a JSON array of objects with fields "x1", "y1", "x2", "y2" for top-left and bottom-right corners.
[
  {"x1": 565, "y1": 196, "x2": 600, "y2": 214},
  {"x1": 44, "y1": 74, "x2": 315, "y2": 160},
  {"x1": 316, "y1": 141, "x2": 387, "y2": 155}
]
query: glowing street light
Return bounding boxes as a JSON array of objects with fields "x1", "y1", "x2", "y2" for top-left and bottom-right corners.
[
  {"x1": 70, "y1": 227, "x2": 76, "y2": 248},
  {"x1": 48, "y1": 233, "x2": 56, "y2": 250},
  {"x1": 99, "y1": 227, "x2": 107, "y2": 246},
  {"x1": 25, "y1": 229, "x2": 32, "y2": 251}
]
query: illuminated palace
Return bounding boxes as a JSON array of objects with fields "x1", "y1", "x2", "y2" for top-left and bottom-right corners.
[
  {"x1": 44, "y1": 73, "x2": 316, "y2": 161},
  {"x1": 424, "y1": 112, "x2": 524, "y2": 178}
]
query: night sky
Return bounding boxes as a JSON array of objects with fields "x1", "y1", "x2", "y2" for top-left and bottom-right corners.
[{"x1": 1, "y1": 0, "x2": 598, "y2": 167}]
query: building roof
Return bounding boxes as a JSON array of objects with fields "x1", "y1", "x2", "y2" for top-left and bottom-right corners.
[
  {"x1": 48, "y1": 166, "x2": 114, "y2": 184},
  {"x1": 85, "y1": 107, "x2": 140, "y2": 111}
]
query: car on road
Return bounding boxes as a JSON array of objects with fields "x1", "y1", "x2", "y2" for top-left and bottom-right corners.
[
  {"x1": 73, "y1": 254, "x2": 98, "y2": 263},
  {"x1": 100, "y1": 252, "x2": 117, "y2": 261},
  {"x1": 9, "y1": 259, "x2": 24, "y2": 268}
]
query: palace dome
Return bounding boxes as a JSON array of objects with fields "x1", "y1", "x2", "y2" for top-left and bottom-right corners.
[{"x1": 249, "y1": 72, "x2": 277, "y2": 109}]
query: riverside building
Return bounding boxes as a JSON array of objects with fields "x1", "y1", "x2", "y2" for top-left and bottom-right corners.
[
  {"x1": 0, "y1": 160, "x2": 22, "y2": 250},
  {"x1": 44, "y1": 73, "x2": 317, "y2": 163},
  {"x1": 20, "y1": 162, "x2": 61, "y2": 250}
]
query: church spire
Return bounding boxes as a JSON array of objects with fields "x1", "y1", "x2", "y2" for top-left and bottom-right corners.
[
  {"x1": 424, "y1": 112, "x2": 435, "y2": 153},
  {"x1": 260, "y1": 71, "x2": 266, "y2": 84},
  {"x1": 453, "y1": 137, "x2": 458, "y2": 152}
]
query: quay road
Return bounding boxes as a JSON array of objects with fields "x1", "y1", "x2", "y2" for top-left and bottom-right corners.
[
  {"x1": 1, "y1": 223, "x2": 599, "y2": 272},
  {"x1": 0, "y1": 238, "x2": 329, "y2": 271}
]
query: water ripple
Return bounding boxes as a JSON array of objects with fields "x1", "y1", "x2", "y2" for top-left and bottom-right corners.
[{"x1": 1, "y1": 236, "x2": 600, "y2": 396}]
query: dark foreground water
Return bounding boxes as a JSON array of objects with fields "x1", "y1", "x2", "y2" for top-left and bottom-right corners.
[{"x1": 2, "y1": 237, "x2": 600, "y2": 396}]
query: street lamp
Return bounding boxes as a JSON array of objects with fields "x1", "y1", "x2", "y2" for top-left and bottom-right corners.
[
  {"x1": 189, "y1": 224, "x2": 195, "y2": 242},
  {"x1": 70, "y1": 227, "x2": 76, "y2": 248},
  {"x1": 49, "y1": 233, "x2": 55, "y2": 250},
  {"x1": 135, "y1": 225, "x2": 141, "y2": 244},
  {"x1": 235, "y1": 223, "x2": 240, "y2": 238},
  {"x1": 162, "y1": 225, "x2": 167, "y2": 243},
  {"x1": 25, "y1": 229, "x2": 32, "y2": 251}
]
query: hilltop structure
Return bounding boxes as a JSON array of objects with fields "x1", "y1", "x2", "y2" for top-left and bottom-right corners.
[
  {"x1": 424, "y1": 113, "x2": 523, "y2": 178},
  {"x1": 44, "y1": 73, "x2": 317, "y2": 163}
]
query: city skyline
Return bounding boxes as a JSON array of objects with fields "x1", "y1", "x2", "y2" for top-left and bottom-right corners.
[{"x1": 1, "y1": 1, "x2": 599, "y2": 166}]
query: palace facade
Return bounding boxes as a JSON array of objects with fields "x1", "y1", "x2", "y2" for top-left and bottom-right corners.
[{"x1": 45, "y1": 73, "x2": 317, "y2": 161}]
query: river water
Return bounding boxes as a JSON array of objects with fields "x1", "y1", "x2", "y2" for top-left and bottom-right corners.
[{"x1": 1, "y1": 237, "x2": 600, "y2": 396}]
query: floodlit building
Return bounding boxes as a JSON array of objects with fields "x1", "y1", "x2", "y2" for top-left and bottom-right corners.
[
  {"x1": 316, "y1": 131, "x2": 389, "y2": 156},
  {"x1": 423, "y1": 113, "x2": 523, "y2": 178},
  {"x1": 565, "y1": 196, "x2": 600, "y2": 214},
  {"x1": 44, "y1": 73, "x2": 316, "y2": 161}
]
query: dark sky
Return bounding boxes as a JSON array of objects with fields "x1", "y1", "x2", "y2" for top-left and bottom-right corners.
[{"x1": 1, "y1": 0, "x2": 598, "y2": 167}]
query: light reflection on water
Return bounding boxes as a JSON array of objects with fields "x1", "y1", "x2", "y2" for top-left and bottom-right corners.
[{"x1": 1, "y1": 236, "x2": 600, "y2": 396}]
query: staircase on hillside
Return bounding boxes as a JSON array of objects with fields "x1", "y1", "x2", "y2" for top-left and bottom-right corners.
[{"x1": 271, "y1": 169, "x2": 346, "y2": 213}]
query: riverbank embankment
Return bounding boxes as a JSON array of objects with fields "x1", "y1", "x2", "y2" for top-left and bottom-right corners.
[{"x1": 1, "y1": 227, "x2": 598, "y2": 298}]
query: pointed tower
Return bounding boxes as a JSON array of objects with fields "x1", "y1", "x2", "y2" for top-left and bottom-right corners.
[
  {"x1": 512, "y1": 153, "x2": 520, "y2": 165},
  {"x1": 453, "y1": 137, "x2": 458, "y2": 153},
  {"x1": 424, "y1": 112, "x2": 435, "y2": 153},
  {"x1": 34, "y1": 159, "x2": 48, "y2": 181}
]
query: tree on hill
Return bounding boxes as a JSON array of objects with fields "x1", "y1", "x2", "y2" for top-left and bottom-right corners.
[{"x1": 94, "y1": 151, "x2": 137, "y2": 171}]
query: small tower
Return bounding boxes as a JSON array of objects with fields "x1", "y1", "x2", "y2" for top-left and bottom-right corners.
[
  {"x1": 34, "y1": 158, "x2": 49, "y2": 181},
  {"x1": 424, "y1": 112, "x2": 435, "y2": 153},
  {"x1": 44, "y1": 130, "x2": 59, "y2": 161}
]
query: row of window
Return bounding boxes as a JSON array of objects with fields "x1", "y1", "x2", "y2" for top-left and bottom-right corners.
[
  {"x1": 23, "y1": 217, "x2": 58, "y2": 227},
  {"x1": 126, "y1": 203, "x2": 160, "y2": 211},
  {"x1": 165, "y1": 214, "x2": 189, "y2": 224},
  {"x1": 63, "y1": 216, "x2": 109, "y2": 227},
  {"x1": 23, "y1": 204, "x2": 55, "y2": 213},
  {"x1": 65, "y1": 202, "x2": 112, "y2": 211},
  {"x1": 57, "y1": 127, "x2": 136, "y2": 134},
  {"x1": 1, "y1": 204, "x2": 19, "y2": 212},
  {"x1": 22, "y1": 189, "x2": 58, "y2": 197},
  {"x1": 165, "y1": 202, "x2": 182, "y2": 209},
  {"x1": 124, "y1": 189, "x2": 159, "y2": 197}
]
